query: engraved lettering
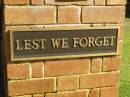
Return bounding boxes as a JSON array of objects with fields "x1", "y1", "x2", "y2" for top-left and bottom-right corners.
[
  {"x1": 95, "y1": 37, "x2": 103, "y2": 47},
  {"x1": 88, "y1": 37, "x2": 95, "y2": 47},
  {"x1": 73, "y1": 38, "x2": 79, "y2": 48},
  {"x1": 32, "y1": 39, "x2": 39, "y2": 50},
  {"x1": 103, "y1": 37, "x2": 110, "y2": 46},
  {"x1": 15, "y1": 40, "x2": 24, "y2": 51},
  {"x1": 110, "y1": 36, "x2": 116, "y2": 46},
  {"x1": 11, "y1": 29, "x2": 118, "y2": 61},
  {"x1": 79, "y1": 38, "x2": 88, "y2": 48},
  {"x1": 51, "y1": 38, "x2": 61, "y2": 48},
  {"x1": 39, "y1": 39, "x2": 47, "y2": 49},
  {"x1": 61, "y1": 38, "x2": 69, "y2": 48},
  {"x1": 24, "y1": 40, "x2": 31, "y2": 50}
]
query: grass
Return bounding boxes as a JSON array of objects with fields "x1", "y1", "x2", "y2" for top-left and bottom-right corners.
[
  {"x1": 120, "y1": 18, "x2": 130, "y2": 97},
  {"x1": 122, "y1": 19, "x2": 130, "y2": 64}
]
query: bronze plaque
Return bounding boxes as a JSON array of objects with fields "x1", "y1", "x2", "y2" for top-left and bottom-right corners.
[{"x1": 10, "y1": 27, "x2": 119, "y2": 61}]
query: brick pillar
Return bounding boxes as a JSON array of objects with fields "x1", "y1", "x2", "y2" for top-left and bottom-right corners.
[{"x1": 3, "y1": 0, "x2": 126, "y2": 97}]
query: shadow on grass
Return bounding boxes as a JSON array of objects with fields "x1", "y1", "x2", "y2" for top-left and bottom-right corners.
[
  {"x1": 126, "y1": 4, "x2": 130, "y2": 18},
  {"x1": 126, "y1": 12, "x2": 130, "y2": 18}
]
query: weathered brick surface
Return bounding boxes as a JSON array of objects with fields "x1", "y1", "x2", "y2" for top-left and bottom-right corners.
[
  {"x1": 45, "y1": 59, "x2": 90, "y2": 77},
  {"x1": 119, "y1": 23, "x2": 125, "y2": 40},
  {"x1": 118, "y1": 40, "x2": 124, "y2": 55},
  {"x1": 95, "y1": 0, "x2": 106, "y2": 5},
  {"x1": 7, "y1": 64, "x2": 30, "y2": 80},
  {"x1": 33, "y1": 94, "x2": 44, "y2": 97},
  {"x1": 4, "y1": 0, "x2": 125, "y2": 96},
  {"x1": 101, "y1": 87, "x2": 119, "y2": 97},
  {"x1": 82, "y1": 6, "x2": 125, "y2": 23},
  {"x1": 107, "y1": 0, "x2": 126, "y2": 5},
  {"x1": 103, "y1": 57, "x2": 120, "y2": 71},
  {"x1": 32, "y1": 62, "x2": 44, "y2": 78},
  {"x1": 112, "y1": 56, "x2": 121, "y2": 69},
  {"x1": 45, "y1": 0, "x2": 93, "y2": 5},
  {"x1": 80, "y1": 72, "x2": 120, "y2": 89},
  {"x1": 4, "y1": 0, "x2": 28, "y2": 4},
  {"x1": 45, "y1": 90, "x2": 89, "y2": 97},
  {"x1": 31, "y1": 0, "x2": 44, "y2": 5},
  {"x1": 89, "y1": 88, "x2": 100, "y2": 97},
  {"x1": 13, "y1": 95, "x2": 32, "y2": 97},
  {"x1": 58, "y1": 6, "x2": 81, "y2": 24},
  {"x1": 9, "y1": 78, "x2": 56, "y2": 96},
  {"x1": 57, "y1": 75, "x2": 79, "y2": 91},
  {"x1": 5, "y1": 6, "x2": 56, "y2": 25},
  {"x1": 91, "y1": 58, "x2": 102, "y2": 73}
]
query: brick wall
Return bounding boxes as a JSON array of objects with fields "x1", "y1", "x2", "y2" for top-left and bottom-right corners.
[{"x1": 4, "y1": 0, "x2": 126, "y2": 97}]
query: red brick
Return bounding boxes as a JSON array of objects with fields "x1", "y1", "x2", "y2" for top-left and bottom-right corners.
[
  {"x1": 119, "y1": 23, "x2": 125, "y2": 40},
  {"x1": 101, "y1": 87, "x2": 119, "y2": 97},
  {"x1": 9, "y1": 78, "x2": 56, "y2": 96},
  {"x1": 45, "y1": 0, "x2": 93, "y2": 5},
  {"x1": 103, "y1": 57, "x2": 120, "y2": 71},
  {"x1": 7, "y1": 64, "x2": 30, "y2": 80},
  {"x1": 45, "y1": 90, "x2": 89, "y2": 97},
  {"x1": 57, "y1": 75, "x2": 79, "y2": 91},
  {"x1": 58, "y1": 6, "x2": 81, "y2": 24},
  {"x1": 112, "y1": 56, "x2": 121, "y2": 69},
  {"x1": 33, "y1": 94, "x2": 44, "y2": 97},
  {"x1": 103, "y1": 57, "x2": 112, "y2": 71},
  {"x1": 45, "y1": 59, "x2": 90, "y2": 77},
  {"x1": 13, "y1": 95, "x2": 32, "y2": 97},
  {"x1": 95, "y1": 0, "x2": 106, "y2": 5},
  {"x1": 5, "y1": 6, "x2": 56, "y2": 25},
  {"x1": 80, "y1": 72, "x2": 120, "y2": 89},
  {"x1": 32, "y1": 62, "x2": 44, "y2": 78},
  {"x1": 4, "y1": 0, "x2": 28, "y2": 4},
  {"x1": 89, "y1": 88, "x2": 100, "y2": 97},
  {"x1": 91, "y1": 58, "x2": 102, "y2": 73},
  {"x1": 31, "y1": 0, "x2": 43, "y2": 5},
  {"x1": 82, "y1": 6, "x2": 125, "y2": 23},
  {"x1": 107, "y1": 0, "x2": 126, "y2": 5},
  {"x1": 118, "y1": 40, "x2": 124, "y2": 55}
]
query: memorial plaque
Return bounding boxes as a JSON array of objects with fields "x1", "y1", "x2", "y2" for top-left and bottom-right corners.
[{"x1": 10, "y1": 27, "x2": 119, "y2": 61}]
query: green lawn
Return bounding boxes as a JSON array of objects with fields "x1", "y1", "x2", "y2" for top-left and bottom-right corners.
[
  {"x1": 122, "y1": 19, "x2": 130, "y2": 64},
  {"x1": 120, "y1": 18, "x2": 130, "y2": 97}
]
